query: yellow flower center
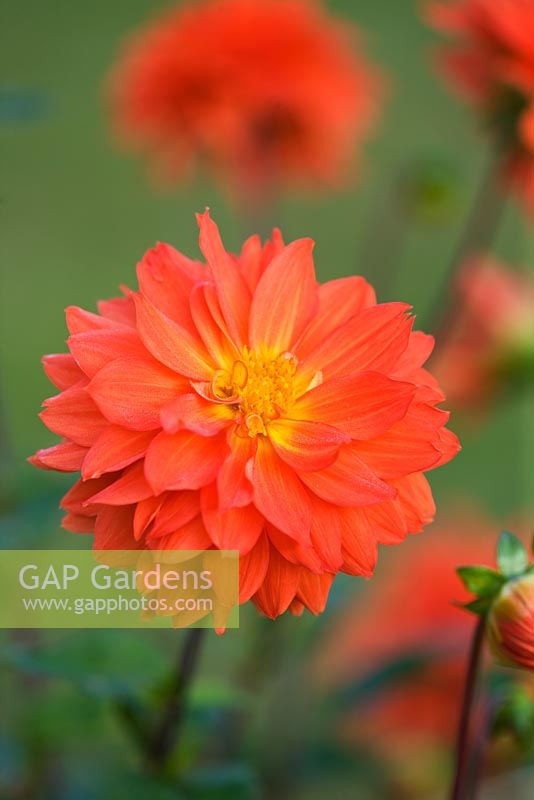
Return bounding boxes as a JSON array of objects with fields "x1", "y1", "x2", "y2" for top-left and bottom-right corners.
[{"x1": 212, "y1": 345, "x2": 298, "y2": 437}]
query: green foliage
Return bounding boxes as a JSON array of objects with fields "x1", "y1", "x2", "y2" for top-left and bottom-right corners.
[{"x1": 456, "y1": 565, "x2": 505, "y2": 597}]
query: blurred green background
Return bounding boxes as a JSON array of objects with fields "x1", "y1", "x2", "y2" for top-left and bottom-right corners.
[{"x1": 1, "y1": 1, "x2": 533, "y2": 798}]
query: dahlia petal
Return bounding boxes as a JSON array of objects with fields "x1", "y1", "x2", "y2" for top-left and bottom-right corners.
[
  {"x1": 68, "y1": 328, "x2": 145, "y2": 378},
  {"x1": 309, "y1": 494, "x2": 344, "y2": 573},
  {"x1": 217, "y1": 432, "x2": 256, "y2": 511},
  {"x1": 66, "y1": 306, "x2": 127, "y2": 335},
  {"x1": 87, "y1": 354, "x2": 188, "y2": 430},
  {"x1": 134, "y1": 292, "x2": 214, "y2": 380},
  {"x1": 239, "y1": 533, "x2": 270, "y2": 604},
  {"x1": 253, "y1": 546, "x2": 300, "y2": 619},
  {"x1": 435, "y1": 426, "x2": 462, "y2": 466},
  {"x1": 238, "y1": 234, "x2": 264, "y2": 293},
  {"x1": 201, "y1": 484, "x2": 263, "y2": 554},
  {"x1": 82, "y1": 426, "x2": 155, "y2": 479},
  {"x1": 150, "y1": 515, "x2": 212, "y2": 550},
  {"x1": 266, "y1": 524, "x2": 326, "y2": 574},
  {"x1": 134, "y1": 495, "x2": 164, "y2": 540},
  {"x1": 42, "y1": 354, "x2": 84, "y2": 390},
  {"x1": 29, "y1": 442, "x2": 87, "y2": 472},
  {"x1": 296, "y1": 571, "x2": 335, "y2": 615},
  {"x1": 85, "y1": 462, "x2": 153, "y2": 505},
  {"x1": 249, "y1": 238, "x2": 318, "y2": 352},
  {"x1": 62, "y1": 512, "x2": 95, "y2": 533},
  {"x1": 393, "y1": 473, "x2": 436, "y2": 532},
  {"x1": 357, "y1": 497, "x2": 409, "y2": 545},
  {"x1": 190, "y1": 282, "x2": 237, "y2": 365},
  {"x1": 60, "y1": 475, "x2": 115, "y2": 516},
  {"x1": 292, "y1": 371, "x2": 415, "y2": 440},
  {"x1": 97, "y1": 295, "x2": 136, "y2": 326},
  {"x1": 197, "y1": 210, "x2": 250, "y2": 347},
  {"x1": 148, "y1": 491, "x2": 201, "y2": 539},
  {"x1": 338, "y1": 506, "x2": 378, "y2": 577},
  {"x1": 137, "y1": 242, "x2": 205, "y2": 329},
  {"x1": 144, "y1": 430, "x2": 227, "y2": 494},
  {"x1": 302, "y1": 303, "x2": 412, "y2": 381},
  {"x1": 351, "y1": 405, "x2": 446, "y2": 479},
  {"x1": 299, "y1": 446, "x2": 395, "y2": 507},
  {"x1": 268, "y1": 418, "x2": 349, "y2": 471},
  {"x1": 40, "y1": 385, "x2": 108, "y2": 447},
  {"x1": 93, "y1": 505, "x2": 139, "y2": 550},
  {"x1": 296, "y1": 276, "x2": 376, "y2": 358},
  {"x1": 248, "y1": 438, "x2": 312, "y2": 544},
  {"x1": 391, "y1": 331, "x2": 435, "y2": 378},
  {"x1": 160, "y1": 393, "x2": 234, "y2": 436}
]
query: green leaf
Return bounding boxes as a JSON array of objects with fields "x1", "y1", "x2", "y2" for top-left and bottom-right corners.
[
  {"x1": 497, "y1": 531, "x2": 528, "y2": 578},
  {"x1": 461, "y1": 596, "x2": 494, "y2": 616},
  {"x1": 456, "y1": 565, "x2": 504, "y2": 598}
]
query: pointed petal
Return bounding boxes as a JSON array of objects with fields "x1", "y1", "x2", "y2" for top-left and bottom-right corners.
[
  {"x1": 201, "y1": 484, "x2": 264, "y2": 554},
  {"x1": 268, "y1": 418, "x2": 348, "y2": 471},
  {"x1": 87, "y1": 354, "x2": 188, "y2": 430},
  {"x1": 338, "y1": 506, "x2": 378, "y2": 576},
  {"x1": 134, "y1": 292, "x2": 214, "y2": 379},
  {"x1": 301, "y1": 303, "x2": 412, "y2": 381},
  {"x1": 42, "y1": 354, "x2": 84, "y2": 390},
  {"x1": 97, "y1": 295, "x2": 136, "y2": 326},
  {"x1": 134, "y1": 495, "x2": 165, "y2": 541},
  {"x1": 190, "y1": 282, "x2": 236, "y2": 365},
  {"x1": 66, "y1": 306, "x2": 128, "y2": 335},
  {"x1": 309, "y1": 494, "x2": 344, "y2": 572},
  {"x1": 299, "y1": 446, "x2": 396, "y2": 507},
  {"x1": 62, "y1": 512, "x2": 95, "y2": 533},
  {"x1": 29, "y1": 441, "x2": 87, "y2": 472},
  {"x1": 351, "y1": 405, "x2": 445, "y2": 479},
  {"x1": 253, "y1": 545, "x2": 300, "y2": 619},
  {"x1": 293, "y1": 372, "x2": 415, "y2": 440},
  {"x1": 40, "y1": 385, "x2": 108, "y2": 446},
  {"x1": 136, "y1": 242, "x2": 205, "y2": 329},
  {"x1": 248, "y1": 438, "x2": 312, "y2": 544},
  {"x1": 239, "y1": 533, "x2": 270, "y2": 603},
  {"x1": 144, "y1": 430, "x2": 227, "y2": 494},
  {"x1": 147, "y1": 491, "x2": 201, "y2": 539},
  {"x1": 68, "y1": 328, "x2": 145, "y2": 378},
  {"x1": 197, "y1": 210, "x2": 250, "y2": 347},
  {"x1": 296, "y1": 276, "x2": 376, "y2": 358},
  {"x1": 82, "y1": 426, "x2": 155, "y2": 479},
  {"x1": 217, "y1": 432, "x2": 256, "y2": 510},
  {"x1": 296, "y1": 571, "x2": 335, "y2": 615},
  {"x1": 249, "y1": 238, "x2": 318, "y2": 352},
  {"x1": 85, "y1": 462, "x2": 153, "y2": 505}
]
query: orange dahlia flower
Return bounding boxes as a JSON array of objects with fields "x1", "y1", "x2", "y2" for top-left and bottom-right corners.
[
  {"x1": 427, "y1": 0, "x2": 534, "y2": 214},
  {"x1": 433, "y1": 257, "x2": 534, "y2": 406},
  {"x1": 30, "y1": 211, "x2": 459, "y2": 619},
  {"x1": 108, "y1": 0, "x2": 381, "y2": 195},
  {"x1": 488, "y1": 572, "x2": 534, "y2": 671}
]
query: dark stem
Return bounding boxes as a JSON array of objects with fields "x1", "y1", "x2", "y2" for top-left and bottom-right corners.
[
  {"x1": 146, "y1": 627, "x2": 206, "y2": 773},
  {"x1": 450, "y1": 615, "x2": 486, "y2": 800},
  {"x1": 427, "y1": 149, "x2": 506, "y2": 340}
]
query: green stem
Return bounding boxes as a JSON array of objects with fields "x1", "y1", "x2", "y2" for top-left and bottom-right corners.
[
  {"x1": 450, "y1": 615, "x2": 486, "y2": 800},
  {"x1": 146, "y1": 627, "x2": 206, "y2": 773}
]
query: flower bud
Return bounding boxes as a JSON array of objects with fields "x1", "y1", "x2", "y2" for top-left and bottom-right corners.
[{"x1": 488, "y1": 573, "x2": 534, "y2": 671}]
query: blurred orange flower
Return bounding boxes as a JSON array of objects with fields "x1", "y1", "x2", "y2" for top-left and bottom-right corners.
[
  {"x1": 108, "y1": 0, "x2": 381, "y2": 197},
  {"x1": 314, "y1": 523, "x2": 494, "y2": 754},
  {"x1": 30, "y1": 212, "x2": 459, "y2": 619},
  {"x1": 427, "y1": 0, "x2": 534, "y2": 214},
  {"x1": 432, "y1": 257, "x2": 534, "y2": 407},
  {"x1": 488, "y1": 572, "x2": 534, "y2": 671}
]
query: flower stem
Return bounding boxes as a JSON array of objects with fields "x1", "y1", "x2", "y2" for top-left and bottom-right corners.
[
  {"x1": 450, "y1": 615, "x2": 486, "y2": 800},
  {"x1": 146, "y1": 627, "x2": 206, "y2": 773},
  {"x1": 427, "y1": 150, "x2": 506, "y2": 341}
]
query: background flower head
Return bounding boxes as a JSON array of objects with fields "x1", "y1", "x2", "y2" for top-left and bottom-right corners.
[
  {"x1": 108, "y1": 0, "x2": 382, "y2": 197},
  {"x1": 432, "y1": 256, "x2": 534, "y2": 407},
  {"x1": 427, "y1": 0, "x2": 534, "y2": 214},
  {"x1": 488, "y1": 571, "x2": 534, "y2": 671},
  {"x1": 30, "y1": 211, "x2": 459, "y2": 619}
]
